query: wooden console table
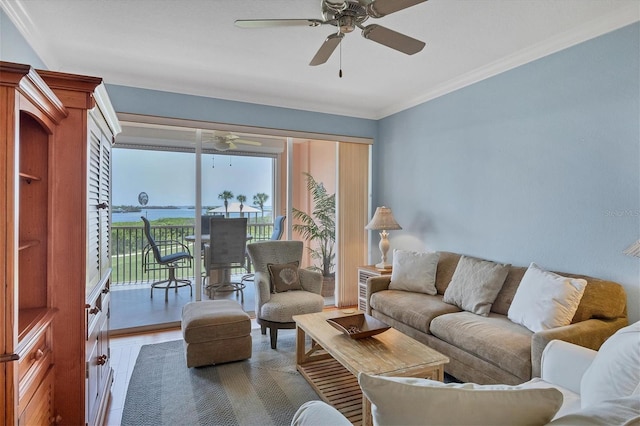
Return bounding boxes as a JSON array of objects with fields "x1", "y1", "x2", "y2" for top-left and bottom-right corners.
[{"x1": 293, "y1": 310, "x2": 449, "y2": 426}]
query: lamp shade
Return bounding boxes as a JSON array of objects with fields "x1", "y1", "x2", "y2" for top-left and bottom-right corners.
[
  {"x1": 366, "y1": 206, "x2": 402, "y2": 231},
  {"x1": 623, "y1": 240, "x2": 640, "y2": 258}
]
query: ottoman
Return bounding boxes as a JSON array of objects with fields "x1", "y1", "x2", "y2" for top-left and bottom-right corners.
[{"x1": 181, "y1": 300, "x2": 252, "y2": 367}]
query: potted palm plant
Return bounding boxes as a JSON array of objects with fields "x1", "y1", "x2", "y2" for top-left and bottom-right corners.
[{"x1": 292, "y1": 173, "x2": 335, "y2": 296}]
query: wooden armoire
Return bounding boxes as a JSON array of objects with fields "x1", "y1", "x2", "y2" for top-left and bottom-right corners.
[{"x1": 1, "y1": 62, "x2": 120, "y2": 425}]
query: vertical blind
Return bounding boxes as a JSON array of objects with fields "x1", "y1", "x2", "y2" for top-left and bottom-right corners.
[{"x1": 336, "y1": 142, "x2": 370, "y2": 307}]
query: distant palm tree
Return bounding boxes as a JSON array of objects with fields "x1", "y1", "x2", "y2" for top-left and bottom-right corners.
[
  {"x1": 236, "y1": 194, "x2": 247, "y2": 217},
  {"x1": 218, "y1": 190, "x2": 234, "y2": 217},
  {"x1": 253, "y1": 193, "x2": 269, "y2": 218}
]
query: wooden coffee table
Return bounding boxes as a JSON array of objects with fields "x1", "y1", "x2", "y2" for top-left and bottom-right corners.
[{"x1": 293, "y1": 310, "x2": 449, "y2": 426}]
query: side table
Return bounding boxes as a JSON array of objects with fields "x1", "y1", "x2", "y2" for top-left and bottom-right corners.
[{"x1": 357, "y1": 265, "x2": 392, "y2": 312}]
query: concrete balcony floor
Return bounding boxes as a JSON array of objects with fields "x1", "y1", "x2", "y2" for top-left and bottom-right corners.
[{"x1": 110, "y1": 275, "x2": 335, "y2": 334}]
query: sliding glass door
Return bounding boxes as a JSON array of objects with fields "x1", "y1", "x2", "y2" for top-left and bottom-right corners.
[{"x1": 109, "y1": 116, "x2": 371, "y2": 332}]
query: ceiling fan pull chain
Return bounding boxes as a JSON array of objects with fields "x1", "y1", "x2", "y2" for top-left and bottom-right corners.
[
  {"x1": 339, "y1": 39, "x2": 343, "y2": 78},
  {"x1": 212, "y1": 157, "x2": 215, "y2": 168}
]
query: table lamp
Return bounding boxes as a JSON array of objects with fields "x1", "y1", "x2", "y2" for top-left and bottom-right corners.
[{"x1": 366, "y1": 206, "x2": 402, "y2": 270}]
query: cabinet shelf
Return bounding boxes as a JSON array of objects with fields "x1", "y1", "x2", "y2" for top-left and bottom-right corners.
[
  {"x1": 17, "y1": 308, "x2": 56, "y2": 347},
  {"x1": 19, "y1": 173, "x2": 42, "y2": 184}
]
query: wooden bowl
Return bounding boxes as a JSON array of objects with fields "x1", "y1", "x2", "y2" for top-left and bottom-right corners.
[{"x1": 326, "y1": 313, "x2": 390, "y2": 339}]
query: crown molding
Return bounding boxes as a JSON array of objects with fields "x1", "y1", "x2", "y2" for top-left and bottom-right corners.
[
  {"x1": 0, "y1": 0, "x2": 59, "y2": 69},
  {"x1": 376, "y1": 4, "x2": 640, "y2": 119}
]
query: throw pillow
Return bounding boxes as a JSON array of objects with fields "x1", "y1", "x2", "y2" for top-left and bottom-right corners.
[
  {"x1": 580, "y1": 321, "x2": 640, "y2": 408},
  {"x1": 507, "y1": 262, "x2": 587, "y2": 332},
  {"x1": 442, "y1": 255, "x2": 510, "y2": 316},
  {"x1": 358, "y1": 373, "x2": 563, "y2": 426},
  {"x1": 389, "y1": 249, "x2": 439, "y2": 295},
  {"x1": 267, "y1": 261, "x2": 302, "y2": 293}
]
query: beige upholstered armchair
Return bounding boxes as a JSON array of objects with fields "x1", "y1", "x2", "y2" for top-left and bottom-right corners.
[{"x1": 247, "y1": 240, "x2": 324, "y2": 349}]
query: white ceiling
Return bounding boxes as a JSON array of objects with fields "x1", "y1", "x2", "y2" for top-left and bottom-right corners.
[{"x1": 2, "y1": 0, "x2": 638, "y2": 120}]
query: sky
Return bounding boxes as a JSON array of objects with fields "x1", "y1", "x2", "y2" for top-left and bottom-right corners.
[{"x1": 112, "y1": 149, "x2": 273, "y2": 207}]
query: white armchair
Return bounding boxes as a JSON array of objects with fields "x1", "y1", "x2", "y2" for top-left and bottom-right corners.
[
  {"x1": 292, "y1": 321, "x2": 640, "y2": 425},
  {"x1": 247, "y1": 240, "x2": 324, "y2": 349}
]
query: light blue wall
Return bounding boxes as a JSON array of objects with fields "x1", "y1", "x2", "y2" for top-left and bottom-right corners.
[
  {"x1": 376, "y1": 23, "x2": 640, "y2": 322},
  {"x1": 0, "y1": 9, "x2": 46, "y2": 68},
  {"x1": 106, "y1": 84, "x2": 377, "y2": 139}
]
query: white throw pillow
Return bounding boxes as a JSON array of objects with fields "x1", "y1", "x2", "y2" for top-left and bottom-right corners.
[
  {"x1": 508, "y1": 262, "x2": 587, "y2": 333},
  {"x1": 580, "y1": 321, "x2": 640, "y2": 408},
  {"x1": 358, "y1": 373, "x2": 563, "y2": 426},
  {"x1": 389, "y1": 250, "x2": 439, "y2": 295}
]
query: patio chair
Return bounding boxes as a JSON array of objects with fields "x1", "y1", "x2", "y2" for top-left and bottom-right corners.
[
  {"x1": 141, "y1": 216, "x2": 193, "y2": 302},
  {"x1": 204, "y1": 217, "x2": 248, "y2": 302},
  {"x1": 246, "y1": 240, "x2": 324, "y2": 349},
  {"x1": 241, "y1": 215, "x2": 286, "y2": 283}
]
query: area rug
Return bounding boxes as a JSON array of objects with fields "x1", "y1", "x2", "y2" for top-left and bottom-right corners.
[{"x1": 121, "y1": 329, "x2": 319, "y2": 426}]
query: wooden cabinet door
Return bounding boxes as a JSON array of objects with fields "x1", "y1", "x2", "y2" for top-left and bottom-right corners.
[
  {"x1": 18, "y1": 366, "x2": 54, "y2": 426},
  {"x1": 85, "y1": 295, "x2": 111, "y2": 426}
]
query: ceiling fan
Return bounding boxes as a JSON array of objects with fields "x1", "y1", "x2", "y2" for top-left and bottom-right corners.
[
  {"x1": 203, "y1": 131, "x2": 262, "y2": 152},
  {"x1": 235, "y1": 0, "x2": 428, "y2": 66}
]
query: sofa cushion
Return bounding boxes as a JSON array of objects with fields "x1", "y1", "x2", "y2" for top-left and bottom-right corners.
[
  {"x1": 389, "y1": 249, "x2": 439, "y2": 295},
  {"x1": 430, "y1": 312, "x2": 533, "y2": 380},
  {"x1": 259, "y1": 290, "x2": 324, "y2": 323},
  {"x1": 358, "y1": 373, "x2": 563, "y2": 426},
  {"x1": 508, "y1": 263, "x2": 587, "y2": 333},
  {"x1": 491, "y1": 266, "x2": 527, "y2": 315},
  {"x1": 370, "y1": 290, "x2": 461, "y2": 334},
  {"x1": 522, "y1": 378, "x2": 582, "y2": 419},
  {"x1": 547, "y1": 395, "x2": 640, "y2": 426},
  {"x1": 434, "y1": 251, "x2": 461, "y2": 295},
  {"x1": 580, "y1": 321, "x2": 640, "y2": 408},
  {"x1": 442, "y1": 255, "x2": 510, "y2": 316},
  {"x1": 570, "y1": 277, "x2": 627, "y2": 323}
]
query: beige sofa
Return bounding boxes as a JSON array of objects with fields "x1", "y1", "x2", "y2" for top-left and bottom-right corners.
[{"x1": 366, "y1": 251, "x2": 628, "y2": 385}]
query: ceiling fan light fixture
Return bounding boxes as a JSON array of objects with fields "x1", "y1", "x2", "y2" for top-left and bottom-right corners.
[
  {"x1": 338, "y1": 15, "x2": 356, "y2": 33},
  {"x1": 212, "y1": 140, "x2": 230, "y2": 151}
]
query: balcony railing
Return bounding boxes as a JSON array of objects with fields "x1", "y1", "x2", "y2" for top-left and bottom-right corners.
[{"x1": 112, "y1": 222, "x2": 275, "y2": 286}]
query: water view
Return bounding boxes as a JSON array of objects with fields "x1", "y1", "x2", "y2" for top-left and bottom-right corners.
[{"x1": 112, "y1": 207, "x2": 272, "y2": 223}]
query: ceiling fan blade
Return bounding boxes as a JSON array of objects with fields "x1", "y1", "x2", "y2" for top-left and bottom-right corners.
[
  {"x1": 228, "y1": 141, "x2": 238, "y2": 150},
  {"x1": 309, "y1": 33, "x2": 344, "y2": 66},
  {"x1": 361, "y1": 24, "x2": 425, "y2": 55},
  {"x1": 235, "y1": 19, "x2": 323, "y2": 29},
  {"x1": 212, "y1": 130, "x2": 227, "y2": 138},
  {"x1": 235, "y1": 139, "x2": 262, "y2": 146},
  {"x1": 366, "y1": 0, "x2": 428, "y2": 18}
]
